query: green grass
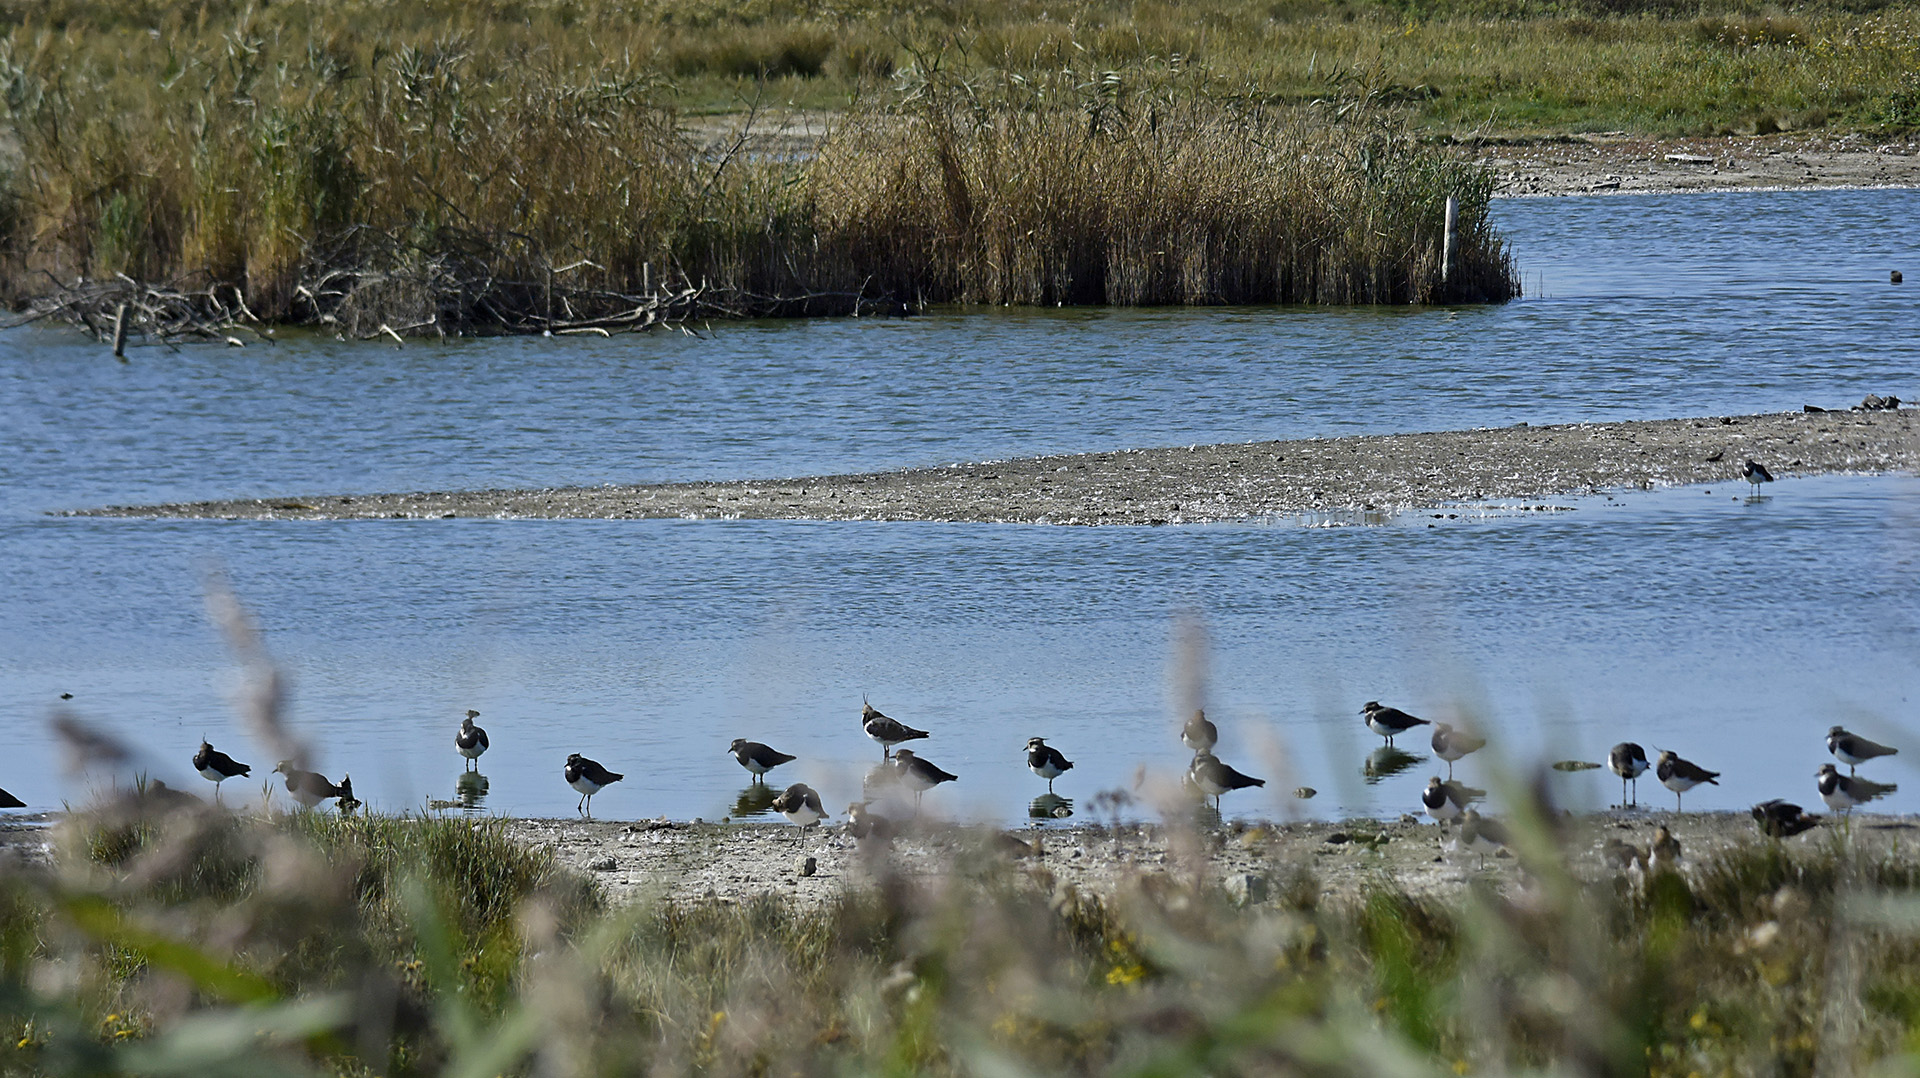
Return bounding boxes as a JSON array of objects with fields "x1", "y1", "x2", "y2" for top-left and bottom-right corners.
[{"x1": 14, "y1": 799, "x2": 1920, "y2": 1076}]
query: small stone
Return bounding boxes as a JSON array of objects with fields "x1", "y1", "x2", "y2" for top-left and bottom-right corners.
[
  {"x1": 1225, "y1": 873, "x2": 1270, "y2": 907},
  {"x1": 796, "y1": 856, "x2": 817, "y2": 877},
  {"x1": 1293, "y1": 787, "x2": 1317, "y2": 799},
  {"x1": 1325, "y1": 832, "x2": 1350, "y2": 845},
  {"x1": 586, "y1": 856, "x2": 617, "y2": 871}
]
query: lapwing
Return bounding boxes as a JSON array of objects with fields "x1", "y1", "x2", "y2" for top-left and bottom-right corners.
[
  {"x1": 564, "y1": 753, "x2": 623, "y2": 817},
  {"x1": 1456, "y1": 809, "x2": 1510, "y2": 862},
  {"x1": 1186, "y1": 752, "x2": 1264, "y2": 811},
  {"x1": 888, "y1": 749, "x2": 956, "y2": 809},
  {"x1": 1742, "y1": 459, "x2": 1775, "y2": 494},
  {"x1": 861, "y1": 699, "x2": 928, "y2": 759},
  {"x1": 729, "y1": 739, "x2": 797, "y2": 783},
  {"x1": 1421, "y1": 776, "x2": 1471, "y2": 824},
  {"x1": 847, "y1": 800, "x2": 897, "y2": 851},
  {"x1": 455, "y1": 710, "x2": 489, "y2": 771},
  {"x1": 1362, "y1": 701, "x2": 1429, "y2": 746},
  {"x1": 1655, "y1": 750, "x2": 1719, "y2": 812},
  {"x1": 193, "y1": 740, "x2": 252, "y2": 800},
  {"x1": 1816, "y1": 762, "x2": 1896, "y2": 815},
  {"x1": 1025, "y1": 737, "x2": 1074, "y2": 792},
  {"x1": 770, "y1": 782, "x2": 827, "y2": 842},
  {"x1": 1608, "y1": 742, "x2": 1650, "y2": 807},
  {"x1": 1828, "y1": 726, "x2": 1897, "y2": 775},
  {"x1": 1752, "y1": 799, "x2": 1822, "y2": 838},
  {"x1": 1181, "y1": 709, "x2": 1218, "y2": 756},
  {"x1": 1649, "y1": 825, "x2": 1683, "y2": 873},
  {"x1": 0, "y1": 786, "x2": 24, "y2": 809},
  {"x1": 1430, "y1": 723, "x2": 1486, "y2": 778},
  {"x1": 273, "y1": 762, "x2": 352, "y2": 811}
]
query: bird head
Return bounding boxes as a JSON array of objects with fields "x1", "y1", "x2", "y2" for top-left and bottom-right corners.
[
  {"x1": 1026, "y1": 737, "x2": 1046, "y2": 750},
  {"x1": 1361, "y1": 701, "x2": 1380, "y2": 714},
  {"x1": 728, "y1": 739, "x2": 746, "y2": 753}
]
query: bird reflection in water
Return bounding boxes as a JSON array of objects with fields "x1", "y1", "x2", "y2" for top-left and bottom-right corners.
[
  {"x1": 1364, "y1": 746, "x2": 1425, "y2": 784},
  {"x1": 731, "y1": 783, "x2": 779, "y2": 818},
  {"x1": 1029, "y1": 793, "x2": 1074, "y2": 820},
  {"x1": 455, "y1": 771, "x2": 489, "y2": 810}
]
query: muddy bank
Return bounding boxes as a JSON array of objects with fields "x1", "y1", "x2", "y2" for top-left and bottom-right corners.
[
  {"x1": 71, "y1": 408, "x2": 1920, "y2": 524},
  {"x1": 505, "y1": 809, "x2": 1912, "y2": 910},
  {"x1": 1477, "y1": 130, "x2": 1920, "y2": 197}
]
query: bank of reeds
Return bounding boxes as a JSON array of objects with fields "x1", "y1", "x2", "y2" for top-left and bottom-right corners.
[
  {"x1": 15, "y1": 789, "x2": 1920, "y2": 1076},
  {"x1": 0, "y1": 13, "x2": 1516, "y2": 338}
]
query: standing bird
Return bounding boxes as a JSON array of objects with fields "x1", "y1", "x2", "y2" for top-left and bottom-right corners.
[
  {"x1": 1421, "y1": 776, "x2": 1470, "y2": 823},
  {"x1": 1655, "y1": 749, "x2": 1720, "y2": 812},
  {"x1": 728, "y1": 739, "x2": 797, "y2": 783},
  {"x1": 1742, "y1": 459, "x2": 1775, "y2": 494},
  {"x1": 770, "y1": 783, "x2": 827, "y2": 842},
  {"x1": 889, "y1": 749, "x2": 957, "y2": 809},
  {"x1": 1456, "y1": 809, "x2": 1511, "y2": 860},
  {"x1": 564, "y1": 753, "x2": 623, "y2": 817},
  {"x1": 1025, "y1": 737, "x2": 1074, "y2": 792},
  {"x1": 1650, "y1": 825, "x2": 1683, "y2": 873},
  {"x1": 1187, "y1": 752, "x2": 1265, "y2": 811},
  {"x1": 194, "y1": 740, "x2": 252, "y2": 800},
  {"x1": 1816, "y1": 763, "x2": 1897, "y2": 815},
  {"x1": 1362, "y1": 701, "x2": 1430, "y2": 746},
  {"x1": 846, "y1": 800, "x2": 897, "y2": 852},
  {"x1": 1181, "y1": 710, "x2": 1218, "y2": 756},
  {"x1": 861, "y1": 699, "x2": 928, "y2": 759},
  {"x1": 1752, "y1": 799, "x2": 1822, "y2": 838},
  {"x1": 1609, "y1": 742, "x2": 1650, "y2": 808},
  {"x1": 273, "y1": 762, "x2": 352, "y2": 811},
  {"x1": 1430, "y1": 723, "x2": 1486, "y2": 779},
  {"x1": 455, "y1": 710, "x2": 489, "y2": 771},
  {"x1": 1827, "y1": 726, "x2": 1898, "y2": 775}
]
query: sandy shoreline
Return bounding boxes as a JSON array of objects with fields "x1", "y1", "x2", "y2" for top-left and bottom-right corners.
[
  {"x1": 70, "y1": 407, "x2": 1920, "y2": 524},
  {"x1": 1474, "y1": 130, "x2": 1920, "y2": 197}
]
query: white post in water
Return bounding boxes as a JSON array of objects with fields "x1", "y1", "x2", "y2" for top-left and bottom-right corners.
[
  {"x1": 111, "y1": 303, "x2": 129, "y2": 360},
  {"x1": 1442, "y1": 195, "x2": 1458, "y2": 287}
]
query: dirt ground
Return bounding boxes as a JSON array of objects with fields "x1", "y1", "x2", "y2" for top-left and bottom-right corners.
[
  {"x1": 78, "y1": 407, "x2": 1920, "y2": 524},
  {"x1": 1472, "y1": 130, "x2": 1920, "y2": 197}
]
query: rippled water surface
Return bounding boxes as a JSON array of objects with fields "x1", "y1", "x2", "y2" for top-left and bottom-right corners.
[{"x1": 2, "y1": 188, "x2": 1918, "y2": 822}]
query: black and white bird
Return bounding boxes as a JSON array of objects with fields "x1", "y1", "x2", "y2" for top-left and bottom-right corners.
[
  {"x1": 193, "y1": 740, "x2": 252, "y2": 799},
  {"x1": 1655, "y1": 749, "x2": 1720, "y2": 812},
  {"x1": 1187, "y1": 752, "x2": 1265, "y2": 810},
  {"x1": 728, "y1": 739, "x2": 797, "y2": 783},
  {"x1": 1430, "y1": 723, "x2": 1486, "y2": 778},
  {"x1": 273, "y1": 762, "x2": 352, "y2": 811},
  {"x1": 1817, "y1": 763, "x2": 1897, "y2": 815},
  {"x1": 769, "y1": 782, "x2": 827, "y2": 841},
  {"x1": 1025, "y1": 737, "x2": 1074, "y2": 792},
  {"x1": 1742, "y1": 459, "x2": 1775, "y2": 494},
  {"x1": 861, "y1": 699, "x2": 929, "y2": 759},
  {"x1": 1752, "y1": 799, "x2": 1822, "y2": 838},
  {"x1": 564, "y1": 753, "x2": 623, "y2": 817},
  {"x1": 455, "y1": 710, "x2": 489, "y2": 771},
  {"x1": 0, "y1": 786, "x2": 24, "y2": 809},
  {"x1": 889, "y1": 749, "x2": 957, "y2": 807},
  {"x1": 1421, "y1": 776, "x2": 1471, "y2": 823},
  {"x1": 1828, "y1": 726, "x2": 1898, "y2": 775},
  {"x1": 1181, "y1": 709, "x2": 1218, "y2": 756},
  {"x1": 1609, "y1": 742, "x2": 1650, "y2": 807},
  {"x1": 1362, "y1": 701, "x2": 1430, "y2": 746},
  {"x1": 846, "y1": 800, "x2": 897, "y2": 851},
  {"x1": 1456, "y1": 809, "x2": 1510, "y2": 859}
]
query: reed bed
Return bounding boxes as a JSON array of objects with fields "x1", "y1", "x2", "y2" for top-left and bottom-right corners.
[{"x1": 13, "y1": 790, "x2": 1920, "y2": 1076}]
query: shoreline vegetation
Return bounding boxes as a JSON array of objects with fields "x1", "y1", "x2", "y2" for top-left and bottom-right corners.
[
  {"x1": 11, "y1": 793, "x2": 1920, "y2": 1075},
  {"x1": 71, "y1": 406, "x2": 1920, "y2": 523}
]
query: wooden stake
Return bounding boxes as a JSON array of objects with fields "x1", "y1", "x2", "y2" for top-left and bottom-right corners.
[
  {"x1": 1441, "y1": 195, "x2": 1458, "y2": 288},
  {"x1": 111, "y1": 303, "x2": 129, "y2": 359}
]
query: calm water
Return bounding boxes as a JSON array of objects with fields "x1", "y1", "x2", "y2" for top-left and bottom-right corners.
[{"x1": 2, "y1": 187, "x2": 1918, "y2": 823}]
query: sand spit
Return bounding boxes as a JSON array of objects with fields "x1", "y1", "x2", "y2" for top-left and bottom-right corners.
[
  {"x1": 1478, "y1": 131, "x2": 1920, "y2": 197},
  {"x1": 70, "y1": 408, "x2": 1920, "y2": 525}
]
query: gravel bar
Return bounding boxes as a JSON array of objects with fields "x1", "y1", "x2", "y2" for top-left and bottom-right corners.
[{"x1": 67, "y1": 408, "x2": 1920, "y2": 524}]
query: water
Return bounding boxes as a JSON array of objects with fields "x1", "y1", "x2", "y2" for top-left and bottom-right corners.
[{"x1": 2, "y1": 187, "x2": 1918, "y2": 823}]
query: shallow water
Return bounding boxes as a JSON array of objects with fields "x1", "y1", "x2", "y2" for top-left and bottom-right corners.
[{"x1": 2, "y1": 187, "x2": 1918, "y2": 823}]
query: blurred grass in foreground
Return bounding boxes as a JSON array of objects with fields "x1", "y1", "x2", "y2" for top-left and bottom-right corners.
[{"x1": 9, "y1": 790, "x2": 1920, "y2": 1076}]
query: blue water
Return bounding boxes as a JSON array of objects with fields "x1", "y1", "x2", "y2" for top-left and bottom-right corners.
[{"x1": 2, "y1": 187, "x2": 1918, "y2": 823}]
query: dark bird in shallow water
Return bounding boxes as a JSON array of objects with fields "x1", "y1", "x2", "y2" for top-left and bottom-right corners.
[
  {"x1": 1362, "y1": 701, "x2": 1429, "y2": 746},
  {"x1": 1827, "y1": 726, "x2": 1897, "y2": 775},
  {"x1": 273, "y1": 762, "x2": 353, "y2": 811},
  {"x1": 193, "y1": 740, "x2": 251, "y2": 800},
  {"x1": 1430, "y1": 722, "x2": 1486, "y2": 778},
  {"x1": 1742, "y1": 458, "x2": 1775, "y2": 494},
  {"x1": 728, "y1": 739, "x2": 797, "y2": 783},
  {"x1": 456, "y1": 711, "x2": 489, "y2": 771},
  {"x1": 889, "y1": 749, "x2": 957, "y2": 809},
  {"x1": 1752, "y1": 799, "x2": 1822, "y2": 838},
  {"x1": 1025, "y1": 737, "x2": 1074, "y2": 792},
  {"x1": 1181, "y1": 709, "x2": 1218, "y2": 756},
  {"x1": 861, "y1": 699, "x2": 929, "y2": 759},
  {"x1": 1655, "y1": 750, "x2": 1720, "y2": 812},
  {"x1": 564, "y1": 753, "x2": 623, "y2": 817},
  {"x1": 1609, "y1": 742, "x2": 1650, "y2": 807},
  {"x1": 1187, "y1": 752, "x2": 1264, "y2": 810}
]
